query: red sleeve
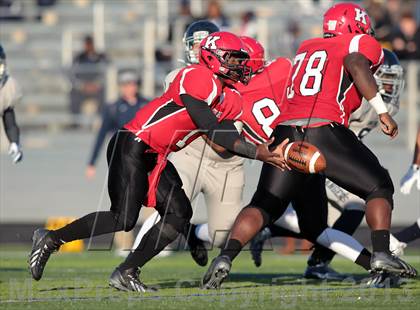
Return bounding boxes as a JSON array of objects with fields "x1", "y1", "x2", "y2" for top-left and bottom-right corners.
[
  {"x1": 218, "y1": 88, "x2": 243, "y2": 121},
  {"x1": 179, "y1": 67, "x2": 219, "y2": 105},
  {"x1": 348, "y1": 34, "x2": 383, "y2": 66}
]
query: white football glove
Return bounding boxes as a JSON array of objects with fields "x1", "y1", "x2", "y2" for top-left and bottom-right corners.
[
  {"x1": 400, "y1": 164, "x2": 420, "y2": 195},
  {"x1": 8, "y1": 142, "x2": 23, "y2": 164}
]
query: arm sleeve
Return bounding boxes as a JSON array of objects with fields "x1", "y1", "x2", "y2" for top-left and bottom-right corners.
[
  {"x1": 88, "y1": 106, "x2": 113, "y2": 166},
  {"x1": 181, "y1": 94, "x2": 257, "y2": 159},
  {"x1": 349, "y1": 34, "x2": 384, "y2": 66},
  {"x1": 2, "y1": 107, "x2": 20, "y2": 144}
]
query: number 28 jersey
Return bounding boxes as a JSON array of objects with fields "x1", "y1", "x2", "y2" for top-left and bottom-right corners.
[{"x1": 277, "y1": 33, "x2": 383, "y2": 127}]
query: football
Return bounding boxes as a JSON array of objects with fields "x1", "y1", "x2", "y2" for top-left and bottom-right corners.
[{"x1": 283, "y1": 141, "x2": 326, "y2": 174}]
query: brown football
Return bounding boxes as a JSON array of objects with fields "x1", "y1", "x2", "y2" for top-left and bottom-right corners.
[{"x1": 283, "y1": 141, "x2": 326, "y2": 174}]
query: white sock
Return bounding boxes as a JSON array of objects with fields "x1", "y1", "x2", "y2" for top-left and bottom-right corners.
[
  {"x1": 273, "y1": 205, "x2": 301, "y2": 234},
  {"x1": 132, "y1": 211, "x2": 161, "y2": 250},
  {"x1": 195, "y1": 223, "x2": 211, "y2": 243},
  {"x1": 316, "y1": 227, "x2": 364, "y2": 262}
]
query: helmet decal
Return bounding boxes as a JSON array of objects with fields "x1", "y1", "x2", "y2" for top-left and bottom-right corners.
[
  {"x1": 354, "y1": 8, "x2": 368, "y2": 25},
  {"x1": 203, "y1": 36, "x2": 221, "y2": 50}
]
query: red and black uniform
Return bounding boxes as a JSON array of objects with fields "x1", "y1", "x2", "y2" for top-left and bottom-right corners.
[
  {"x1": 276, "y1": 33, "x2": 383, "y2": 127},
  {"x1": 248, "y1": 34, "x2": 394, "y2": 240},
  {"x1": 236, "y1": 57, "x2": 291, "y2": 144},
  {"x1": 52, "y1": 64, "x2": 255, "y2": 271},
  {"x1": 125, "y1": 64, "x2": 241, "y2": 153},
  {"x1": 125, "y1": 64, "x2": 243, "y2": 207}
]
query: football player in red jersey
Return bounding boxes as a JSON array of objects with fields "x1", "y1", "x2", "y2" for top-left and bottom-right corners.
[
  {"x1": 202, "y1": 3, "x2": 417, "y2": 289},
  {"x1": 133, "y1": 36, "x2": 294, "y2": 267},
  {"x1": 191, "y1": 37, "x2": 379, "y2": 279},
  {"x1": 28, "y1": 31, "x2": 288, "y2": 292}
]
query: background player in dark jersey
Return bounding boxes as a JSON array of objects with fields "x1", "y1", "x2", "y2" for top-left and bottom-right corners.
[
  {"x1": 28, "y1": 31, "x2": 288, "y2": 292},
  {"x1": 202, "y1": 3, "x2": 417, "y2": 290},
  {"x1": 86, "y1": 70, "x2": 148, "y2": 179}
]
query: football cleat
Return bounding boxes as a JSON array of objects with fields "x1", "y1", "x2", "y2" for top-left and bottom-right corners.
[
  {"x1": 362, "y1": 271, "x2": 401, "y2": 288},
  {"x1": 201, "y1": 255, "x2": 231, "y2": 289},
  {"x1": 189, "y1": 242, "x2": 208, "y2": 267},
  {"x1": 303, "y1": 262, "x2": 347, "y2": 281},
  {"x1": 371, "y1": 251, "x2": 417, "y2": 278},
  {"x1": 186, "y1": 224, "x2": 208, "y2": 267},
  {"x1": 109, "y1": 268, "x2": 157, "y2": 292},
  {"x1": 28, "y1": 228, "x2": 61, "y2": 281},
  {"x1": 250, "y1": 227, "x2": 272, "y2": 267}
]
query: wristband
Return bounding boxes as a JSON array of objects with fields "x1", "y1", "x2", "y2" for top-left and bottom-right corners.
[{"x1": 368, "y1": 92, "x2": 388, "y2": 114}]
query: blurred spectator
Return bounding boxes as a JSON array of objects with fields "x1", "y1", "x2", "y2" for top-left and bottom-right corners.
[
  {"x1": 281, "y1": 19, "x2": 303, "y2": 58},
  {"x1": 69, "y1": 35, "x2": 108, "y2": 116},
  {"x1": 239, "y1": 11, "x2": 257, "y2": 38},
  {"x1": 157, "y1": 0, "x2": 195, "y2": 62},
  {"x1": 0, "y1": 0, "x2": 24, "y2": 21},
  {"x1": 85, "y1": 70, "x2": 148, "y2": 179},
  {"x1": 366, "y1": 0, "x2": 394, "y2": 44},
  {"x1": 37, "y1": 0, "x2": 57, "y2": 6},
  {"x1": 391, "y1": 12, "x2": 420, "y2": 60},
  {"x1": 205, "y1": 0, "x2": 229, "y2": 29}
]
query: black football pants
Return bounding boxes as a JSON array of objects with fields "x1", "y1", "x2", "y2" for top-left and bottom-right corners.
[
  {"x1": 53, "y1": 130, "x2": 192, "y2": 244},
  {"x1": 248, "y1": 124, "x2": 394, "y2": 241}
]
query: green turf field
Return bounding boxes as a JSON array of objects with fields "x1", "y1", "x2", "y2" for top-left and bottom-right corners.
[{"x1": 1, "y1": 246, "x2": 419, "y2": 309}]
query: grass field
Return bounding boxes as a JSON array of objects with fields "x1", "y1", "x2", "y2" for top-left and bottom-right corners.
[{"x1": 1, "y1": 246, "x2": 420, "y2": 309}]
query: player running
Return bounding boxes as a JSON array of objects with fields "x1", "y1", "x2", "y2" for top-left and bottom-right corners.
[
  {"x1": 0, "y1": 44, "x2": 23, "y2": 164},
  {"x1": 28, "y1": 31, "x2": 287, "y2": 292},
  {"x1": 132, "y1": 21, "x2": 247, "y2": 266},
  {"x1": 133, "y1": 30, "x2": 295, "y2": 264},
  {"x1": 202, "y1": 2, "x2": 417, "y2": 289},
  {"x1": 250, "y1": 49, "x2": 408, "y2": 281}
]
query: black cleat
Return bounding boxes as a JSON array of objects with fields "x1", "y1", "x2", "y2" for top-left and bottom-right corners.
[
  {"x1": 371, "y1": 251, "x2": 417, "y2": 278},
  {"x1": 185, "y1": 224, "x2": 208, "y2": 267},
  {"x1": 250, "y1": 227, "x2": 272, "y2": 267},
  {"x1": 28, "y1": 228, "x2": 61, "y2": 281},
  {"x1": 201, "y1": 255, "x2": 231, "y2": 289},
  {"x1": 190, "y1": 242, "x2": 208, "y2": 267},
  {"x1": 303, "y1": 262, "x2": 347, "y2": 281},
  {"x1": 109, "y1": 268, "x2": 157, "y2": 292},
  {"x1": 362, "y1": 271, "x2": 401, "y2": 288}
]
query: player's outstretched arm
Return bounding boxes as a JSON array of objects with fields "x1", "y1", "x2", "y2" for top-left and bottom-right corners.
[
  {"x1": 2, "y1": 107, "x2": 22, "y2": 163},
  {"x1": 344, "y1": 53, "x2": 398, "y2": 138},
  {"x1": 181, "y1": 94, "x2": 288, "y2": 169}
]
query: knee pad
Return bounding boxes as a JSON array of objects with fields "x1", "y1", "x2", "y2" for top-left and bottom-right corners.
[
  {"x1": 365, "y1": 169, "x2": 394, "y2": 209},
  {"x1": 250, "y1": 189, "x2": 289, "y2": 226}
]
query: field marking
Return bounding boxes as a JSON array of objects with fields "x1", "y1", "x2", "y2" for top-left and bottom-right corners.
[{"x1": 0, "y1": 289, "x2": 305, "y2": 304}]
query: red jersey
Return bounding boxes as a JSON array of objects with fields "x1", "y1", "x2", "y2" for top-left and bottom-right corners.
[
  {"x1": 235, "y1": 57, "x2": 292, "y2": 144},
  {"x1": 124, "y1": 64, "x2": 242, "y2": 154},
  {"x1": 277, "y1": 33, "x2": 383, "y2": 126}
]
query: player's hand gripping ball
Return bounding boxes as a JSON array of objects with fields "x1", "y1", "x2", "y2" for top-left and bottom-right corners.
[{"x1": 283, "y1": 141, "x2": 326, "y2": 174}]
